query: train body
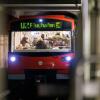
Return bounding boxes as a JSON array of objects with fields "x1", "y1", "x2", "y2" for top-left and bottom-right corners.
[{"x1": 8, "y1": 14, "x2": 76, "y2": 81}]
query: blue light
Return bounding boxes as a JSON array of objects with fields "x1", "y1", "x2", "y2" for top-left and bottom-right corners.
[
  {"x1": 65, "y1": 56, "x2": 72, "y2": 61},
  {"x1": 39, "y1": 19, "x2": 43, "y2": 23},
  {"x1": 10, "y1": 56, "x2": 16, "y2": 62}
]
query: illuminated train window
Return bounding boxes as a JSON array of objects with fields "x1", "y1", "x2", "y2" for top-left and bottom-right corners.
[{"x1": 11, "y1": 31, "x2": 71, "y2": 52}]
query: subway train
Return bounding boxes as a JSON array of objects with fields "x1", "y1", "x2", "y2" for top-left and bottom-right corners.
[{"x1": 8, "y1": 12, "x2": 78, "y2": 100}]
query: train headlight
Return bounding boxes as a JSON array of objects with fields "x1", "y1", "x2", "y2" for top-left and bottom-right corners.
[
  {"x1": 65, "y1": 56, "x2": 72, "y2": 62},
  {"x1": 10, "y1": 56, "x2": 16, "y2": 62},
  {"x1": 39, "y1": 18, "x2": 43, "y2": 23},
  {"x1": 62, "y1": 56, "x2": 72, "y2": 62}
]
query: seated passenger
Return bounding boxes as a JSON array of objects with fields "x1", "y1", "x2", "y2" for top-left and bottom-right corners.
[
  {"x1": 16, "y1": 36, "x2": 30, "y2": 50},
  {"x1": 36, "y1": 38, "x2": 47, "y2": 49}
]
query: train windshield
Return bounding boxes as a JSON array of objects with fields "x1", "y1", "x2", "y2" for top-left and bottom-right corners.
[{"x1": 11, "y1": 31, "x2": 72, "y2": 52}]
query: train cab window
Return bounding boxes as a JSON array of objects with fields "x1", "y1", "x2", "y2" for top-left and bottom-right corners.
[{"x1": 11, "y1": 31, "x2": 71, "y2": 52}]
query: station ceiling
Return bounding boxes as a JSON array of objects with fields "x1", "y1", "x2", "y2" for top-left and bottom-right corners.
[
  {"x1": 0, "y1": 0, "x2": 81, "y2": 4},
  {"x1": 0, "y1": 0, "x2": 81, "y2": 18}
]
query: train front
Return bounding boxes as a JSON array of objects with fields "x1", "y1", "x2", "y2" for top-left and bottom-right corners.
[{"x1": 8, "y1": 15, "x2": 76, "y2": 97}]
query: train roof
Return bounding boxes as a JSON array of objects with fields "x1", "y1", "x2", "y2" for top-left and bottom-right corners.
[{"x1": 20, "y1": 11, "x2": 78, "y2": 20}]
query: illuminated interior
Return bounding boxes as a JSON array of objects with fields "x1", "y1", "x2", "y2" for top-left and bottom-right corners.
[{"x1": 11, "y1": 31, "x2": 71, "y2": 52}]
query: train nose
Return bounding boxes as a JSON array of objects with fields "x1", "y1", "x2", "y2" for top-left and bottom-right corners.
[{"x1": 38, "y1": 61, "x2": 44, "y2": 66}]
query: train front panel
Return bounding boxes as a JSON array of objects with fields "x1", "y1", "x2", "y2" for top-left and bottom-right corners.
[{"x1": 8, "y1": 15, "x2": 75, "y2": 80}]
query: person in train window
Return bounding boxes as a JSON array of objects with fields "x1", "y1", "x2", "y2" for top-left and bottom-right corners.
[
  {"x1": 16, "y1": 36, "x2": 30, "y2": 50},
  {"x1": 41, "y1": 34, "x2": 45, "y2": 40},
  {"x1": 35, "y1": 38, "x2": 47, "y2": 49}
]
